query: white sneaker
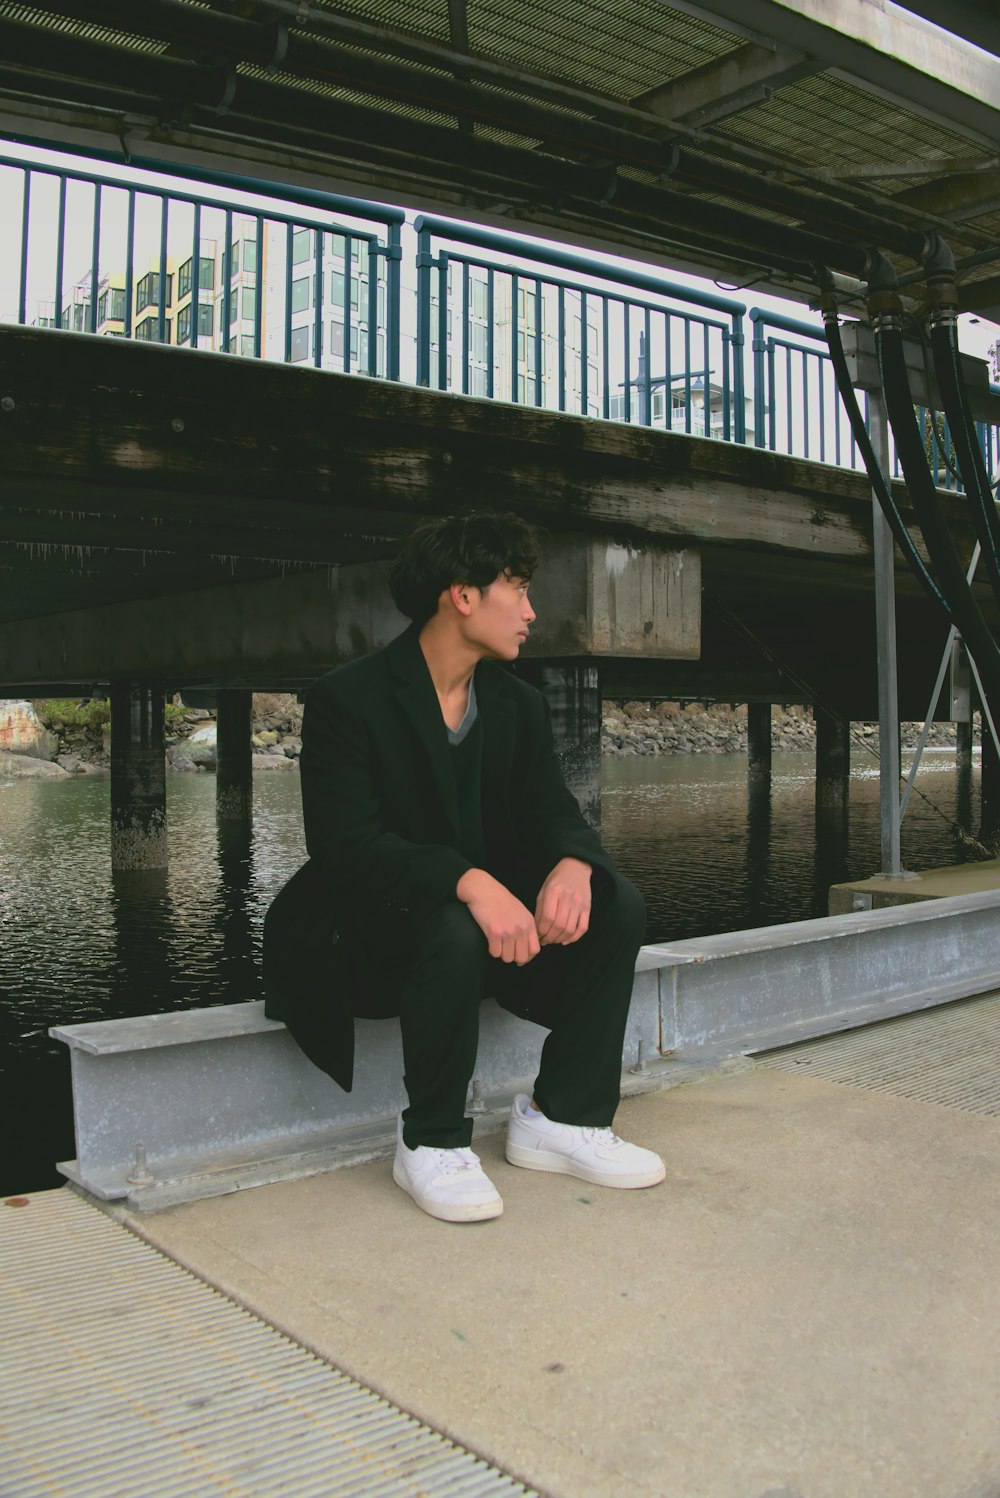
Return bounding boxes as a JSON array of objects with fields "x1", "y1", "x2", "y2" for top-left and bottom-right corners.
[
  {"x1": 393, "y1": 1121, "x2": 503, "y2": 1222},
  {"x1": 506, "y1": 1094, "x2": 666, "y2": 1189}
]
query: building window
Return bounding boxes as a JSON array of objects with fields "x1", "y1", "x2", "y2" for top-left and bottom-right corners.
[
  {"x1": 241, "y1": 288, "x2": 256, "y2": 321},
  {"x1": 134, "y1": 316, "x2": 170, "y2": 344},
  {"x1": 292, "y1": 228, "x2": 313, "y2": 265},
  {"x1": 329, "y1": 271, "x2": 360, "y2": 310},
  {"x1": 98, "y1": 288, "x2": 126, "y2": 324},
  {"x1": 136, "y1": 271, "x2": 173, "y2": 313},
  {"x1": 243, "y1": 238, "x2": 258, "y2": 274},
  {"x1": 291, "y1": 276, "x2": 311, "y2": 313},
  {"x1": 290, "y1": 325, "x2": 310, "y2": 362},
  {"x1": 177, "y1": 304, "x2": 214, "y2": 345},
  {"x1": 240, "y1": 334, "x2": 256, "y2": 357},
  {"x1": 178, "y1": 257, "x2": 214, "y2": 298},
  {"x1": 229, "y1": 241, "x2": 240, "y2": 277},
  {"x1": 330, "y1": 319, "x2": 344, "y2": 359}
]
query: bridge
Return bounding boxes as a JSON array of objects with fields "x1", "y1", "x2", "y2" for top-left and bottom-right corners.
[{"x1": 1, "y1": 0, "x2": 999, "y2": 869}]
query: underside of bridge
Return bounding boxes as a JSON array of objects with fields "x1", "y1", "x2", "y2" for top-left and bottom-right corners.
[{"x1": 1, "y1": 1, "x2": 999, "y2": 749}]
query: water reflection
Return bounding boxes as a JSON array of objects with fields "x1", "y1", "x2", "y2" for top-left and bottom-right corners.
[
  {"x1": 215, "y1": 817, "x2": 260, "y2": 1003},
  {"x1": 745, "y1": 779, "x2": 772, "y2": 929}
]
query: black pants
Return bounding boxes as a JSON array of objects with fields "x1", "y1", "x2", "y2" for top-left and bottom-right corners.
[{"x1": 344, "y1": 871, "x2": 646, "y2": 1149}]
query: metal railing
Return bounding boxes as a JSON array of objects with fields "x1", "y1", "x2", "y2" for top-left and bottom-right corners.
[
  {"x1": 414, "y1": 215, "x2": 747, "y2": 442},
  {"x1": 750, "y1": 306, "x2": 1000, "y2": 491},
  {"x1": 2, "y1": 146, "x2": 997, "y2": 491},
  {"x1": 1, "y1": 150, "x2": 404, "y2": 378}
]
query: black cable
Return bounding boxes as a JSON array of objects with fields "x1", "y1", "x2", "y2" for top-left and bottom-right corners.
[
  {"x1": 820, "y1": 298, "x2": 950, "y2": 620},
  {"x1": 929, "y1": 316, "x2": 1000, "y2": 606},
  {"x1": 875, "y1": 316, "x2": 1000, "y2": 712}
]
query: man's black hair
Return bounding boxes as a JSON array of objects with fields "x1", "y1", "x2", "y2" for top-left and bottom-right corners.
[{"x1": 389, "y1": 511, "x2": 540, "y2": 627}]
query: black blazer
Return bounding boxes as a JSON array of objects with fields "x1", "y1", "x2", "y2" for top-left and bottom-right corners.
[{"x1": 262, "y1": 624, "x2": 614, "y2": 1090}]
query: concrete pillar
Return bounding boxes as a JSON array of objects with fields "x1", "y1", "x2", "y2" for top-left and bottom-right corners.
[
  {"x1": 745, "y1": 775, "x2": 772, "y2": 927},
  {"x1": 110, "y1": 680, "x2": 167, "y2": 871},
  {"x1": 517, "y1": 662, "x2": 602, "y2": 830},
  {"x1": 815, "y1": 708, "x2": 851, "y2": 896},
  {"x1": 747, "y1": 701, "x2": 772, "y2": 786},
  {"x1": 216, "y1": 689, "x2": 253, "y2": 822},
  {"x1": 815, "y1": 708, "x2": 850, "y2": 815}
]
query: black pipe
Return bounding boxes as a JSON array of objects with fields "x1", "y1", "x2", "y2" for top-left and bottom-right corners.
[
  {"x1": 819, "y1": 286, "x2": 949, "y2": 620},
  {"x1": 868, "y1": 256, "x2": 1000, "y2": 713},
  {"x1": 921, "y1": 232, "x2": 1000, "y2": 610},
  {"x1": 931, "y1": 317, "x2": 1000, "y2": 602}
]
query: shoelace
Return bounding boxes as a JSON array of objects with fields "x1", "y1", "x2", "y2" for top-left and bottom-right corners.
[
  {"x1": 427, "y1": 1147, "x2": 481, "y2": 1174},
  {"x1": 580, "y1": 1127, "x2": 624, "y2": 1147}
]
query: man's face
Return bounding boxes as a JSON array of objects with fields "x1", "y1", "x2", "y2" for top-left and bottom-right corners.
[{"x1": 461, "y1": 570, "x2": 536, "y2": 661}]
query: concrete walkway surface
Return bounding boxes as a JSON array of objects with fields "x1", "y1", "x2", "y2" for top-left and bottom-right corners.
[{"x1": 123, "y1": 1054, "x2": 1000, "y2": 1498}]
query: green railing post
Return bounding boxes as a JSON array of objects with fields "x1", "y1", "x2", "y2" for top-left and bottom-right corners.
[
  {"x1": 416, "y1": 223, "x2": 433, "y2": 387},
  {"x1": 751, "y1": 308, "x2": 768, "y2": 447},
  {"x1": 731, "y1": 311, "x2": 746, "y2": 443},
  {"x1": 385, "y1": 222, "x2": 402, "y2": 382}
]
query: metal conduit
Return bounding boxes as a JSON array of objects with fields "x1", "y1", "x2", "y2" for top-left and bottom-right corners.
[
  {"x1": 868, "y1": 252, "x2": 1000, "y2": 722},
  {"x1": 923, "y1": 236, "x2": 1000, "y2": 607},
  {"x1": 819, "y1": 282, "x2": 949, "y2": 619}
]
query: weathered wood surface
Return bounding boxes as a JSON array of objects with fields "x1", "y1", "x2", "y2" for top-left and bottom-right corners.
[
  {"x1": 1, "y1": 324, "x2": 970, "y2": 585},
  {"x1": 0, "y1": 324, "x2": 985, "y2": 713}
]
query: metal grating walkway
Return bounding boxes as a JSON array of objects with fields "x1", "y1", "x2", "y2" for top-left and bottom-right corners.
[
  {"x1": 0, "y1": 1189, "x2": 536, "y2": 1498},
  {"x1": 757, "y1": 990, "x2": 1000, "y2": 1116}
]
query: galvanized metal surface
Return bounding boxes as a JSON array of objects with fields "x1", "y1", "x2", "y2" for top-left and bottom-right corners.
[
  {"x1": 0, "y1": 1188, "x2": 535, "y2": 1498},
  {"x1": 650, "y1": 886, "x2": 1000, "y2": 1056},
  {"x1": 757, "y1": 989, "x2": 1000, "y2": 1116},
  {"x1": 51, "y1": 976, "x2": 661, "y2": 1208}
]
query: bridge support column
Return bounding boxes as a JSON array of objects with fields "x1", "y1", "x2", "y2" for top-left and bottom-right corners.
[
  {"x1": 815, "y1": 708, "x2": 850, "y2": 894},
  {"x1": 216, "y1": 689, "x2": 253, "y2": 822},
  {"x1": 815, "y1": 709, "x2": 850, "y2": 814},
  {"x1": 747, "y1": 702, "x2": 772, "y2": 787},
  {"x1": 517, "y1": 663, "x2": 602, "y2": 830},
  {"x1": 110, "y1": 681, "x2": 167, "y2": 871}
]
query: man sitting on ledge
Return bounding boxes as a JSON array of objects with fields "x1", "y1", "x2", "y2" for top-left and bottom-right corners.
[{"x1": 263, "y1": 511, "x2": 664, "y2": 1222}]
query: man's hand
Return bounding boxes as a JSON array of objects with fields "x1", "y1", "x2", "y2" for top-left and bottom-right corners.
[
  {"x1": 535, "y1": 858, "x2": 592, "y2": 946},
  {"x1": 457, "y1": 868, "x2": 541, "y2": 965}
]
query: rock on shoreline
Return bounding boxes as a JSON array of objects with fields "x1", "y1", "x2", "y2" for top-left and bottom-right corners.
[
  {"x1": 602, "y1": 700, "x2": 962, "y2": 757},
  {"x1": 1, "y1": 694, "x2": 966, "y2": 779}
]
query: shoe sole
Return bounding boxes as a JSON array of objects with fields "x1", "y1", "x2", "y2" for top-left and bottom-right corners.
[
  {"x1": 505, "y1": 1141, "x2": 666, "y2": 1189},
  {"x1": 392, "y1": 1161, "x2": 504, "y2": 1222}
]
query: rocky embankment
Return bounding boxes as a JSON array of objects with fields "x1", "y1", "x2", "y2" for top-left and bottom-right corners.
[
  {"x1": 0, "y1": 694, "x2": 305, "y2": 779},
  {"x1": 0, "y1": 694, "x2": 965, "y2": 780},
  {"x1": 602, "y1": 700, "x2": 961, "y2": 757}
]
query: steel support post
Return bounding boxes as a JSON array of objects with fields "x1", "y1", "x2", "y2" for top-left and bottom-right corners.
[
  {"x1": 747, "y1": 701, "x2": 772, "y2": 786},
  {"x1": 216, "y1": 689, "x2": 253, "y2": 823},
  {"x1": 869, "y1": 390, "x2": 904, "y2": 875},
  {"x1": 517, "y1": 663, "x2": 602, "y2": 830},
  {"x1": 110, "y1": 680, "x2": 167, "y2": 871}
]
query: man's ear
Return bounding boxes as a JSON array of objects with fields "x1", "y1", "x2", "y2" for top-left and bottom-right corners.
[{"x1": 449, "y1": 581, "x2": 473, "y2": 616}]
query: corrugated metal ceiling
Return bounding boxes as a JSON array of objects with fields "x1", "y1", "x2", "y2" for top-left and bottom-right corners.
[{"x1": 0, "y1": 0, "x2": 996, "y2": 310}]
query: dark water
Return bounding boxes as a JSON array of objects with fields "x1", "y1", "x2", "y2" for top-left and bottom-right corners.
[{"x1": 0, "y1": 749, "x2": 978, "y2": 1194}]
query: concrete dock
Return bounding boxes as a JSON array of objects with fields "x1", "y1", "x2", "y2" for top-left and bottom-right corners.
[
  {"x1": 829, "y1": 856, "x2": 1000, "y2": 914},
  {"x1": 4, "y1": 991, "x2": 1000, "y2": 1498}
]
